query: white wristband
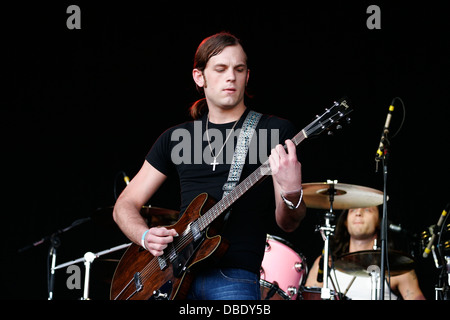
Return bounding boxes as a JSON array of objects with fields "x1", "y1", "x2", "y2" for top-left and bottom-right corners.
[{"x1": 141, "y1": 229, "x2": 150, "y2": 250}]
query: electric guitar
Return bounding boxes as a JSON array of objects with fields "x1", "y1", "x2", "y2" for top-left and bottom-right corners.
[{"x1": 110, "y1": 98, "x2": 353, "y2": 300}]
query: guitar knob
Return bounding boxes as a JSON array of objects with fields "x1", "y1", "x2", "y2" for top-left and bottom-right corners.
[{"x1": 152, "y1": 290, "x2": 168, "y2": 299}]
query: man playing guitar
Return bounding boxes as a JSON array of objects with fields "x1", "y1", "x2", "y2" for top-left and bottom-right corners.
[{"x1": 112, "y1": 32, "x2": 306, "y2": 300}]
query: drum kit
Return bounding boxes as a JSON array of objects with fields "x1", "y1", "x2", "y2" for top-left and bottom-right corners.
[
  {"x1": 36, "y1": 180, "x2": 447, "y2": 300},
  {"x1": 259, "y1": 180, "x2": 449, "y2": 300},
  {"x1": 258, "y1": 180, "x2": 415, "y2": 300}
]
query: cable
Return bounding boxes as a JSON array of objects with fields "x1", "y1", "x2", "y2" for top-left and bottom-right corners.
[{"x1": 390, "y1": 96, "x2": 406, "y2": 139}]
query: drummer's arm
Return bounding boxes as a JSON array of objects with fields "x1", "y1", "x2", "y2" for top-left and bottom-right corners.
[
  {"x1": 304, "y1": 256, "x2": 324, "y2": 287},
  {"x1": 392, "y1": 270, "x2": 426, "y2": 300}
]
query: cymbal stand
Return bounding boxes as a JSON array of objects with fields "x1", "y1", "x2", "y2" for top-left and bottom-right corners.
[
  {"x1": 48, "y1": 234, "x2": 60, "y2": 300},
  {"x1": 434, "y1": 257, "x2": 449, "y2": 300},
  {"x1": 367, "y1": 265, "x2": 381, "y2": 300},
  {"x1": 319, "y1": 180, "x2": 337, "y2": 299},
  {"x1": 16, "y1": 217, "x2": 91, "y2": 300},
  {"x1": 53, "y1": 242, "x2": 131, "y2": 300}
]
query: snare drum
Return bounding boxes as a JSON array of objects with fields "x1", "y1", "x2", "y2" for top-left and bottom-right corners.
[{"x1": 260, "y1": 235, "x2": 307, "y2": 300}]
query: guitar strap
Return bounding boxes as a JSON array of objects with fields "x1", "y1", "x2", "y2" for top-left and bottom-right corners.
[{"x1": 221, "y1": 110, "x2": 262, "y2": 224}]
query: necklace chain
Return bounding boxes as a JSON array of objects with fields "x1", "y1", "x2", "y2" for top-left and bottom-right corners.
[{"x1": 205, "y1": 115, "x2": 239, "y2": 171}]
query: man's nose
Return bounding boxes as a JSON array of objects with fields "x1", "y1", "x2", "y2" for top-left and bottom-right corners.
[{"x1": 226, "y1": 69, "x2": 236, "y2": 81}]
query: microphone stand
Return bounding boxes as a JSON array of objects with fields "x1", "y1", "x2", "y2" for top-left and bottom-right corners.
[{"x1": 377, "y1": 142, "x2": 390, "y2": 300}]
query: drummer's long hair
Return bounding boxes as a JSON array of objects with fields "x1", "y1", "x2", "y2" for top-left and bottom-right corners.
[{"x1": 331, "y1": 206, "x2": 383, "y2": 258}]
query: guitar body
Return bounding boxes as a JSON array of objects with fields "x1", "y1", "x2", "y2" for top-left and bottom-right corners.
[{"x1": 110, "y1": 193, "x2": 229, "y2": 300}]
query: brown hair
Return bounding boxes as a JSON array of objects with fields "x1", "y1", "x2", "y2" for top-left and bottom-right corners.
[
  {"x1": 331, "y1": 206, "x2": 383, "y2": 258},
  {"x1": 189, "y1": 32, "x2": 247, "y2": 120}
]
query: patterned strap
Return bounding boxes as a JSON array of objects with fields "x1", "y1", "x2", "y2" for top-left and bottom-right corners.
[{"x1": 222, "y1": 110, "x2": 262, "y2": 198}]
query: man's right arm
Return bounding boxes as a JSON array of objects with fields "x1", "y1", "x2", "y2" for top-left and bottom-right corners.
[{"x1": 113, "y1": 161, "x2": 171, "y2": 251}]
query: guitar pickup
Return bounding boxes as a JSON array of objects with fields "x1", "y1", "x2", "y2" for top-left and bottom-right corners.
[
  {"x1": 134, "y1": 272, "x2": 143, "y2": 292},
  {"x1": 158, "y1": 256, "x2": 167, "y2": 270}
]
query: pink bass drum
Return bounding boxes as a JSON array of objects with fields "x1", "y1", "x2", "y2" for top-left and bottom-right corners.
[{"x1": 260, "y1": 234, "x2": 307, "y2": 300}]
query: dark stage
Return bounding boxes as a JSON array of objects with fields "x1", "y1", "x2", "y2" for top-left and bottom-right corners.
[{"x1": 2, "y1": 2, "x2": 449, "y2": 303}]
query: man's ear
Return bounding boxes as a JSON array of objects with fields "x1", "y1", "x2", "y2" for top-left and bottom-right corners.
[{"x1": 193, "y1": 69, "x2": 206, "y2": 88}]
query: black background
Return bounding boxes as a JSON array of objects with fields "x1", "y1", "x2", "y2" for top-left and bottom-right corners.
[{"x1": 2, "y1": 2, "x2": 449, "y2": 301}]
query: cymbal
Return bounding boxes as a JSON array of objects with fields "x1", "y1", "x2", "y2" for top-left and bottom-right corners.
[
  {"x1": 92, "y1": 206, "x2": 179, "y2": 226},
  {"x1": 335, "y1": 250, "x2": 415, "y2": 277},
  {"x1": 302, "y1": 182, "x2": 384, "y2": 210}
]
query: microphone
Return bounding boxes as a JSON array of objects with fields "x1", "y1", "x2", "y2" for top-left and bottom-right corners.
[
  {"x1": 375, "y1": 99, "x2": 395, "y2": 160},
  {"x1": 423, "y1": 203, "x2": 450, "y2": 258},
  {"x1": 122, "y1": 171, "x2": 130, "y2": 185}
]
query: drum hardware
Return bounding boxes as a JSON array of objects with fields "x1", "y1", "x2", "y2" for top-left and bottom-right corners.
[
  {"x1": 303, "y1": 180, "x2": 387, "y2": 299},
  {"x1": 420, "y1": 204, "x2": 450, "y2": 300},
  {"x1": 299, "y1": 286, "x2": 349, "y2": 300},
  {"x1": 446, "y1": 256, "x2": 450, "y2": 287},
  {"x1": 367, "y1": 265, "x2": 381, "y2": 300},
  {"x1": 22, "y1": 205, "x2": 177, "y2": 300},
  {"x1": 16, "y1": 216, "x2": 92, "y2": 300},
  {"x1": 53, "y1": 243, "x2": 132, "y2": 300},
  {"x1": 304, "y1": 180, "x2": 338, "y2": 299},
  {"x1": 343, "y1": 275, "x2": 356, "y2": 297},
  {"x1": 316, "y1": 180, "x2": 338, "y2": 300}
]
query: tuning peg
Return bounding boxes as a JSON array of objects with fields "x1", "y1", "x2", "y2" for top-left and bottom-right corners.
[{"x1": 346, "y1": 117, "x2": 351, "y2": 124}]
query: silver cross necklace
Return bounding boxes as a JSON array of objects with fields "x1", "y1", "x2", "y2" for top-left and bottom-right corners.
[{"x1": 205, "y1": 115, "x2": 239, "y2": 171}]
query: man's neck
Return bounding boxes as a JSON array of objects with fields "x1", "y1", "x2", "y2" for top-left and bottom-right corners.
[
  {"x1": 349, "y1": 235, "x2": 378, "y2": 252},
  {"x1": 207, "y1": 104, "x2": 247, "y2": 124}
]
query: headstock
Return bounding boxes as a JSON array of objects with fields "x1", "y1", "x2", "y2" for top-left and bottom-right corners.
[{"x1": 304, "y1": 97, "x2": 353, "y2": 138}]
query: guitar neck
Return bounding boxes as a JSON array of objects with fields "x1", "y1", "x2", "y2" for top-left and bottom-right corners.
[{"x1": 197, "y1": 130, "x2": 307, "y2": 231}]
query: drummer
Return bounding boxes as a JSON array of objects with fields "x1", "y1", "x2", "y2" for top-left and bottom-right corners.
[{"x1": 304, "y1": 206, "x2": 426, "y2": 300}]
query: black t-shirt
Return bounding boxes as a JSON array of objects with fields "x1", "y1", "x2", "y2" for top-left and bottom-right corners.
[{"x1": 146, "y1": 108, "x2": 298, "y2": 274}]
